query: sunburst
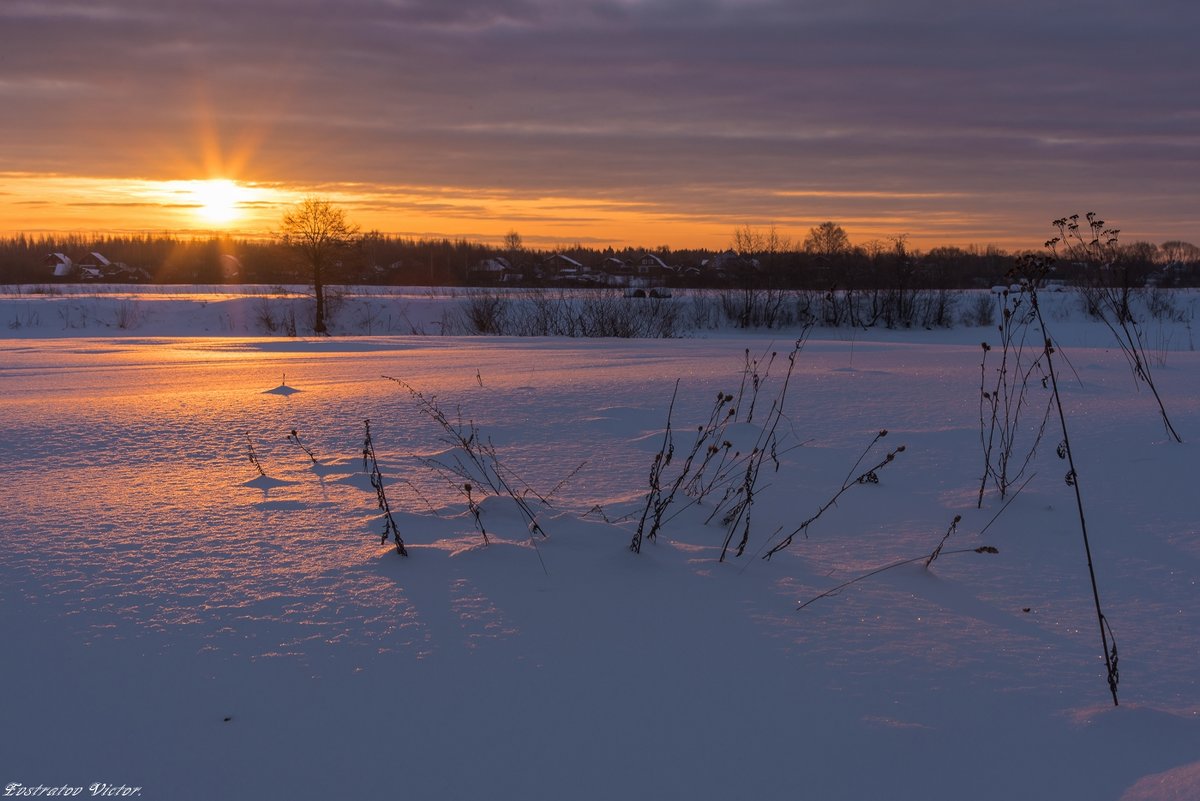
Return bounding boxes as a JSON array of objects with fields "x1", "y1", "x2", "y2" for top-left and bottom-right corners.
[{"x1": 192, "y1": 179, "x2": 245, "y2": 225}]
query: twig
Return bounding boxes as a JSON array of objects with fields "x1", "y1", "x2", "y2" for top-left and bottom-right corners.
[
  {"x1": 1020, "y1": 253, "x2": 1119, "y2": 705},
  {"x1": 287, "y1": 428, "x2": 318, "y2": 464},
  {"x1": 925, "y1": 514, "x2": 962, "y2": 567},
  {"x1": 631, "y1": 379, "x2": 679, "y2": 553},
  {"x1": 762, "y1": 438, "x2": 905, "y2": 561},
  {"x1": 245, "y1": 432, "x2": 267, "y2": 477},
  {"x1": 385, "y1": 376, "x2": 549, "y2": 544},
  {"x1": 363, "y1": 419, "x2": 407, "y2": 556},
  {"x1": 798, "y1": 546, "x2": 1000, "y2": 610}
]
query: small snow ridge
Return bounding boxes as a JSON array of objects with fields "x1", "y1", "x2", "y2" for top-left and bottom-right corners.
[
  {"x1": 241, "y1": 475, "x2": 295, "y2": 490},
  {"x1": 264, "y1": 372, "x2": 302, "y2": 395}
]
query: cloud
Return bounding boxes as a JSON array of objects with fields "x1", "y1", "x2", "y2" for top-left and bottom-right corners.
[{"x1": 1, "y1": 0, "x2": 1198, "y2": 246}]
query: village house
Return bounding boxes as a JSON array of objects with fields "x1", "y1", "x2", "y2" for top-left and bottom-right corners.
[
  {"x1": 467, "y1": 256, "x2": 515, "y2": 285},
  {"x1": 701, "y1": 249, "x2": 759, "y2": 280},
  {"x1": 45, "y1": 251, "x2": 150, "y2": 282},
  {"x1": 541, "y1": 253, "x2": 587, "y2": 281},
  {"x1": 635, "y1": 253, "x2": 673, "y2": 277},
  {"x1": 45, "y1": 252, "x2": 74, "y2": 278}
]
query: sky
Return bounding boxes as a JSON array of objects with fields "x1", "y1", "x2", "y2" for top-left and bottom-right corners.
[{"x1": 1, "y1": 0, "x2": 1197, "y2": 251}]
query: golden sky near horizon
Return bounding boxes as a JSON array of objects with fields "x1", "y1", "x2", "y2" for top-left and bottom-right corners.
[
  {"x1": 2, "y1": 1, "x2": 1197, "y2": 252},
  {"x1": 1, "y1": 172, "x2": 1002, "y2": 251}
]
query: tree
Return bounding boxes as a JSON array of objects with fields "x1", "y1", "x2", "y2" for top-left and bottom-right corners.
[
  {"x1": 728, "y1": 224, "x2": 791, "y2": 328},
  {"x1": 281, "y1": 197, "x2": 359, "y2": 334},
  {"x1": 803, "y1": 221, "x2": 851, "y2": 258},
  {"x1": 503, "y1": 229, "x2": 523, "y2": 254},
  {"x1": 503, "y1": 229, "x2": 524, "y2": 269},
  {"x1": 1160, "y1": 240, "x2": 1200, "y2": 265}
]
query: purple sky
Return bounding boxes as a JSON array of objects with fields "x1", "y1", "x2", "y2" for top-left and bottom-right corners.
[{"x1": 2, "y1": 0, "x2": 1197, "y2": 248}]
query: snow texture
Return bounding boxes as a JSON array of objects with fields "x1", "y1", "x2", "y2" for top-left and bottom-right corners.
[{"x1": 1, "y1": 286, "x2": 1198, "y2": 800}]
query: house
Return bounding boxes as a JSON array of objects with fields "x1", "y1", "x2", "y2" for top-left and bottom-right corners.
[
  {"x1": 76, "y1": 252, "x2": 111, "y2": 280},
  {"x1": 46, "y1": 251, "x2": 151, "y2": 282},
  {"x1": 701, "y1": 249, "x2": 759, "y2": 279},
  {"x1": 591, "y1": 256, "x2": 637, "y2": 287},
  {"x1": 601, "y1": 256, "x2": 631, "y2": 275},
  {"x1": 635, "y1": 253, "x2": 672, "y2": 276},
  {"x1": 45, "y1": 253, "x2": 74, "y2": 278},
  {"x1": 542, "y1": 253, "x2": 586, "y2": 280},
  {"x1": 468, "y1": 256, "x2": 514, "y2": 284}
]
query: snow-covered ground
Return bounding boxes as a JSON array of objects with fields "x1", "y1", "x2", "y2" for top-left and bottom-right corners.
[{"x1": 1, "y1": 287, "x2": 1198, "y2": 800}]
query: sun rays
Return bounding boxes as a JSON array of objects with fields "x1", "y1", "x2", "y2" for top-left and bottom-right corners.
[{"x1": 189, "y1": 179, "x2": 245, "y2": 225}]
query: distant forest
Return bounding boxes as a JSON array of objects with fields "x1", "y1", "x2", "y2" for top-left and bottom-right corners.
[{"x1": 1, "y1": 228, "x2": 1198, "y2": 289}]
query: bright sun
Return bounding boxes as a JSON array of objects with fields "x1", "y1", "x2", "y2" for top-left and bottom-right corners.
[{"x1": 192, "y1": 179, "x2": 244, "y2": 225}]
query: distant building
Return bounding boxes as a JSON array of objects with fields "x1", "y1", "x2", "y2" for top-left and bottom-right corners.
[
  {"x1": 46, "y1": 251, "x2": 150, "y2": 282},
  {"x1": 600, "y1": 256, "x2": 630, "y2": 275},
  {"x1": 468, "y1": 256, "x2": 514, "y2": 284},
  {"x1": 635, "y1": 253, "x2": 673, "y2": 276},
  {"x1": 45, "y1": 253, "x2": 74, "y2": 278},
  {"x1": 701, "y1": 249, "x2": 759, "y2": 278},
  {"x1": 542, "y1": 253, "x2": 585, "y2": 279}
]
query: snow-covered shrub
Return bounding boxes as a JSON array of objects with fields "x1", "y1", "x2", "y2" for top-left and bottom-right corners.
[
  {"x1": 961, "y1": 292, "x2": 995, "y2": 327},
  {"x1": 462, "y1": 290, "x2": 509, "y2": 335}
]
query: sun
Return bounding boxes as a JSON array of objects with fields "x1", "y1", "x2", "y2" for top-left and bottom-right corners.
[{"x1": 192, "y1": 179, "x2": 244, "y2": 225}]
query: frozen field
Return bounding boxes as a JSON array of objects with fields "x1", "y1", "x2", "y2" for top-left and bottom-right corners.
[{"x1": 1, "y1": 288, "x2": 1198, "y2": 800}]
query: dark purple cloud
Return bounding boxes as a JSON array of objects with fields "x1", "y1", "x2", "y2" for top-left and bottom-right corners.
[{"x1": 1, "y1": 0, "x2": 1197, "y2": 246}]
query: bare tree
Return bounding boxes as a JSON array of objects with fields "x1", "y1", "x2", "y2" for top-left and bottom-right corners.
[
  {"x1": 803, "y1": 221, "x2": 851, "y2": 257},
  {"x1": 281, "y1": 197, "x2": 359, "y2": 335},
  {"x1": 1159, "y1": 240, "x2": 1200, "y2": 265},
  {"x1": 732, "y1": 223, "x2": 789, "y2": 260},
  {"x1": 503, "y1": 230, "x2": 523, "y2": 255},
  {"x1": 727, "y1": 224, "x2": 792, "y2": 328},
  {"x1": 502, "y1": 229, "x2": 524, "y2": 271}
]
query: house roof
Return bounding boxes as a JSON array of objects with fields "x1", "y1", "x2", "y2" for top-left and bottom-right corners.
[
  {"x1": 472, "y1": 257, "x2": 512, "y2": 272},
  {"x1": 545, "y1": 253, "x2": 583, "y2": 268}
]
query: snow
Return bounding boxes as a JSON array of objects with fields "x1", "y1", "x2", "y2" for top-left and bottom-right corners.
[{"x1": 1, "y1": 287, "x2": 1198, "y2": 800}]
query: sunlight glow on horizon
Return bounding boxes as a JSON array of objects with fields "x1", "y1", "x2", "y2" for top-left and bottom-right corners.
[
  {"x1": 0, "y1": 170, "x2": 1103, "y2": 252},
  {"x1": 184, "y1": 179, "x2": 247, "y2": 226}
]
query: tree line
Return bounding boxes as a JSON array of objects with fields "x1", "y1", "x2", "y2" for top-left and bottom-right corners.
[{"x1": 1, "y1": 219, "x2": 1197, "y2": 290}]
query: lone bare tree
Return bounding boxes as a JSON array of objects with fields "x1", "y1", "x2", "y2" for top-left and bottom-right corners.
[
  {"x1": 281, "y1": 197, "x2": 359, "y2": 334},
  {"x1": 803, "y1": 221, "x2": 851, "y2": 258}
]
